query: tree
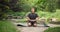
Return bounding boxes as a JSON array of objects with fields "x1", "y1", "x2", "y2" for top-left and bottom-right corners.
[
  {"x1": 35, "y1": 0, "x2": 57, "y2": 12},
  {"x1": 0, "y1": 0, "x2": 18, "y2": 20},
  {"x1": 57, "y1": 0, "x2": 60, "y2": 9},
  {"x1": 45, "y1": 0, "x2": 57, "y2": 12}
]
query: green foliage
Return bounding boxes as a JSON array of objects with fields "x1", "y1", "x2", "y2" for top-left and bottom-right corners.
[
  {"x1": 0, "y1": 0, "x2": 8, "y2": 19},
  {"x1": 17, "y1": 0, "x2": 57, "y2": 12},
  {"x1": 0, "y1": 20, "x2": 19, "y2": 32},
  {"x1": 0, "y1": 0, "x2": 60, "y2": 20},
  {"x1": 17, "y1": 0, "x2": 60, "y2": 18},
  {"x1": 37, "y1": 9, "x2": 60, "y2": 19},
  {"x1": 57, "y1": 0, "x2": 60, "y2": 9},
  {"x1": 44, "y1": 27, "x2": 60, "y2": 32},
  {"x1": 46, "y1": 0, "x2": 56, "y2": 12},
  {"x1": 0, "y1": 0, "x2": 18, "y2": 20},
  {"x1": 37, "y1": 10, "x2": 52, "y2": 18}
]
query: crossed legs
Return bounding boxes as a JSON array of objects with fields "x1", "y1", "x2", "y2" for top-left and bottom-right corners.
[{"x1": 27, "y1": 21, "x2": 37, "y2": 27}]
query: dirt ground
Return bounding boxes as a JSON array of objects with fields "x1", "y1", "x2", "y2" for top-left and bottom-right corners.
[
  {"x1": 11, "y1": 19, "x2": 60, "y2": 32},
  {"x1": 13, "y1": 23, "x2": 60, "y2": 32}
]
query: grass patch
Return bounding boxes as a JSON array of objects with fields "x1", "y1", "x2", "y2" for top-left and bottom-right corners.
[
  {"x1": 0, "y1": 20, "x2": 19, "y2": 32},
  {"x1": 44, "y1": 27, "x2": 60, "y2": 32}
]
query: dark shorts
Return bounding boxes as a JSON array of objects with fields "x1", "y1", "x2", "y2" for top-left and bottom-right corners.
[{"x1": 28, "y1": 21, "x2": 37, "y2": 26}]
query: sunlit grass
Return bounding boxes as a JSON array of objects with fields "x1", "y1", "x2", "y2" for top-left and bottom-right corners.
[
  {"x1": 0, "y1": 20, "x2": 19, "y2": 32},
  {"x1": 44, "y1": 27, "x2": 60, "y2": 32}
]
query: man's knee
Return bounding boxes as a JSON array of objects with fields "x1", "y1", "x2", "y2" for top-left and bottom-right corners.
[
  {"x1": 33, "y1": 23, "x2": 37, "y2": 27},
  {"x1": 28, "y1": 23, "x2": 31, "y2": 26}
]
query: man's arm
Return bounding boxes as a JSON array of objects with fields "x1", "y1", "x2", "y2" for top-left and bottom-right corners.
[
  {"x1": 36, "y1": 17, "x2": 40, "y2": 21},
  {"x1": 36, "y1": 14, "x2": 40, "y2": 21},
  {"x1": 26, "y1": 12, "x2": 30, "y2": 21},
  {"x1": 26, "y1": 17, "x2": 30, "y2": 21}
]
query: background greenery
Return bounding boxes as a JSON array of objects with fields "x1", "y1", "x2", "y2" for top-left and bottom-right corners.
[{"x1": 0, "y1": 0, "x2": 60, "y2": 20}]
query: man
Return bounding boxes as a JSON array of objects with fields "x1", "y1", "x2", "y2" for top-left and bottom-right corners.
[{"x1": 26, "y1": 7, "x2": 39, "y2": 27}]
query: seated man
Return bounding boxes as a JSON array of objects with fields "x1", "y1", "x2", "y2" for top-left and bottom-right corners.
[{"x1": 26, "y1": 7, "x2": 39, "y2": 27}]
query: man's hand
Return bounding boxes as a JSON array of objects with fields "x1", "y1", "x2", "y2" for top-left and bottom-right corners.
[
  {"x1": 26, "y1": 17, "x2": 30, "y2": 21},
  {"x1": 36, "y1": 17, "x2": 40, "y2": 21},
  {"x1": 29, "y1": 20, "x2": 36, "y2": 21}
]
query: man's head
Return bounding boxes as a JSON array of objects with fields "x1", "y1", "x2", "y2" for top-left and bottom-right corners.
[{"x1": 31, "y1": 7, "x2": 35, "y2": 13}]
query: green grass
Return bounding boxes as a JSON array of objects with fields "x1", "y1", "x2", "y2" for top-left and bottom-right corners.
[
  {"x1": 37, "y1": 9, "x2": 60, "y2": 18},
  {"x1": 44, "y1": 27, "x2": 60, "y2": 32},
  {"x1": 0, "y1": 20, "x2": 19, "y2": 32}
]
